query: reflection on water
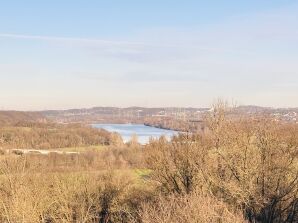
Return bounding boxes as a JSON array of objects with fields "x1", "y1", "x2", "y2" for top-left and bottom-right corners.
[{"x1": 92, "y1": 123, "x2": 178, "y2": 144}]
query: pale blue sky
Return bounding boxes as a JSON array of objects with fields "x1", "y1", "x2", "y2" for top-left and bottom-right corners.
[{"x1": 0, "y1": 0, "x2": 297, "y2": 110}]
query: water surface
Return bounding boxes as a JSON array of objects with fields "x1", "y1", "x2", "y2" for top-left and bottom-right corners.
[{"x1": 92, "y1": 123, "x2": 177, "y2": 144}]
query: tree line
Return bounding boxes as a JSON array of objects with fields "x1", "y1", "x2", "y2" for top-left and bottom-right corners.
[{"x1": 0, "y1": 122, "x2": 115, "y2": 149}]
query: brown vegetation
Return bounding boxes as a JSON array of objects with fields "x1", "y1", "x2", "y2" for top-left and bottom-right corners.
[
  {"x1": 0, "y1": 123, "x2": 116, "y2": 149},
  {"x1": 145, "y1": 102, "x2": 298, "y2": 223},
  {"x1": 0, "y1": 111, "x2": 46, "y2": 126},
  {"x1": 0, "y1": 103, "x2": 297, "y2": 222},
  {"x1": 139, "y1": 193, "x2": 246, "y2": 223}
]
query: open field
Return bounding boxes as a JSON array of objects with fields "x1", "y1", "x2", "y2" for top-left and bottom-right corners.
[{"x1": 58, "y1": 145, "x2": 106, "y2": 152}]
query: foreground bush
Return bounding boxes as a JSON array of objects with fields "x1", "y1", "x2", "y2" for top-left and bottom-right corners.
[
  {"x1": 138, "y1": 193, "x2": 246, "y2": 223},
  {"x1": 145, "y1": 103, "x2": 298, "y2": 223}
]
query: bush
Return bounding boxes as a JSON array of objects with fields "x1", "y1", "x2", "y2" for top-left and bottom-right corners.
[{"x1": 137, "y1": 192, "x2": 246, "y2": 223}]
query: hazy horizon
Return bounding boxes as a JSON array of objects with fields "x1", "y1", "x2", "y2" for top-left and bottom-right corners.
[
  {"x1": 1, "y1": 104, "x2": 298, "y2": 113},
  {"x1": 1, "y1": 0, "x2": 298, "y2": 110}
]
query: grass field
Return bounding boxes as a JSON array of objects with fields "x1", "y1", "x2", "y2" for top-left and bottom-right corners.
[{"x1": 56, "y1": 145, "x2": 107, "y2": 152}]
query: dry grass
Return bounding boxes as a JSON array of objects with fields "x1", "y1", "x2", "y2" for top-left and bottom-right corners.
[{"x1": 0, "y1": 155, "x2": 149, "y2": 223}]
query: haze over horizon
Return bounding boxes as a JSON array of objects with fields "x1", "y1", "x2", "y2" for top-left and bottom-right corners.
[{"x1": 1, "y1": 0, "x2": 298, "y2": 110}]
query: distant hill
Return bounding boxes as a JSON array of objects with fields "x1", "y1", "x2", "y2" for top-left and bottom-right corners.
[
  {"x1": 41, "y1": 106, "x2": 298, "y2": 124},
  {"x1": 41, "y1": 107, "x2": 209, "y2": 124},
  {"x1": 1, "y1": 105, "x2": 297, "y2": 127},
  {"x1": 0, "y1": 111, "x2": 47, "y2": 126}
]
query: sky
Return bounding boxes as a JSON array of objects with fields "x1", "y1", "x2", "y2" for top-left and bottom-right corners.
[{"x1": 0, "y1": 0, "x2": 298, "y2": 110}]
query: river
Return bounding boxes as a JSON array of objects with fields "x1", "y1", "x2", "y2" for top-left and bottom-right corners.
[{"x1": 92, "y1": 123, "x2": 178, "y2": 144}]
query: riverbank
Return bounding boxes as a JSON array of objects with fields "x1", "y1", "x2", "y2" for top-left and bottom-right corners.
[{"x1": 143, "y1": 122, "x2": 184, "y2": 132}]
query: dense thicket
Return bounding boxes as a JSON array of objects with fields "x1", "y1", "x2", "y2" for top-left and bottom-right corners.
[{"x1": 146, "y1": 103, "x2": 298, "y2": 223}]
